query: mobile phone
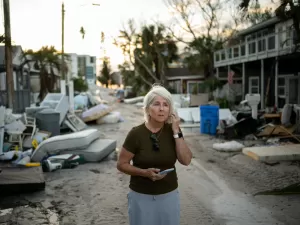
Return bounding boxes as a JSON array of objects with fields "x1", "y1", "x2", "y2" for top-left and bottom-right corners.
[{"x1": 159, "y1": 168, "x2": 174, "y2": 175}]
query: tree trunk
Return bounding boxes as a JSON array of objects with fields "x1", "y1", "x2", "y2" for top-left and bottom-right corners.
[{"x1": 134, "y1": 52, "x2": 160, "y2": 83}]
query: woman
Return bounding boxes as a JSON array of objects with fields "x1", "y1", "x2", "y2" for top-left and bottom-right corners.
[{"x1": 117, "y1": 85, "x2": 192, "y2": 225}]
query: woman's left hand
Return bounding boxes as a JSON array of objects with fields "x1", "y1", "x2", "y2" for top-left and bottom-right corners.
[{"x1": 171, "y1": 113, "x2": 180, "y2": 134}]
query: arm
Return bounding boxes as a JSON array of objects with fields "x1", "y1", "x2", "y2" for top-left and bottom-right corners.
[
  {"x1": 117, "y1": 147, "x2": 148, "y2": 177},
  {"x1": 174, "y1": 134, "x2": 192, "y2": 166},
  {"x1": 171, "y1": 114, "x2": 193, "y2": 166},
  {"x1": 117, "y1": 147, "x2": 165, "y2": 181}
]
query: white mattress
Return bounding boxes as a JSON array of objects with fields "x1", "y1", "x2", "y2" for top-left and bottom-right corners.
[
  {"x1": 61, "y1": 138, "x2": 117, "y2": 162},
  {"x1": 31, "y1": 129, "x2": 101, "y2": 162}
]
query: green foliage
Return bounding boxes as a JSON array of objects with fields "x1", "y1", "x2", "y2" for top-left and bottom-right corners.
[
  {"x1": 216, "y1": 98, "x2": 230, "y2": 109},
  {"x1": 0, "y1": 34, "x2": 4, "y2": 43},
  {"x1": 200, "y1": 77, "x2": 223, "y2": 92},
  {"x1": 246, "y1": 2, "x2": 273, "y2": 25},
  {"x1": 184, "y1": 36, "x2": 223, "y2": 77},
  {"x1": 22, "y1": 46, "x2": 66, "y2": 101},
  {"x1": 80, "y1": 27, "x2": 85, "y2": 39},
  {"x1": 115, "y1": 20, "x2": 179, "y2": 93},
  {"x1": 73, "y1": 77, "x2": 88, "y2": 92},
  {"x1": 98, "y1": 57, "x2": 111, "y2": 87}
]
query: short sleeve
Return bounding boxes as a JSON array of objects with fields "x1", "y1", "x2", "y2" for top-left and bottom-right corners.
[{"x1": 123, "y1": 128, "x2": 138, "y2": 154}]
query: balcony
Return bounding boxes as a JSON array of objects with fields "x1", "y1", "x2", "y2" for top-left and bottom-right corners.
[{"x1": 214, "y1": 29, "x2": 297, "y2": 67}]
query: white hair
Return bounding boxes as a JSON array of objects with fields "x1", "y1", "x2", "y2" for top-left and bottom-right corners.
[{"x1": 143, "y1": 84, "x2": 175, "y2": 123}]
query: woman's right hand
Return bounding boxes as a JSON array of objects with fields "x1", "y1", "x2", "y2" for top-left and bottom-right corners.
[{"x1": 144, "y1": 168, "x2": 166, "y2": 181}]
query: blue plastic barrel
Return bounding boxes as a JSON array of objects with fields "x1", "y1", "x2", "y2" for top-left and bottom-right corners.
[{"x1": 200, "y1": 105, "x2": 219, "y2": 135}]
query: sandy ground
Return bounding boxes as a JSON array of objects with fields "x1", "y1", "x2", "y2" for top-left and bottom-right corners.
[{"x1": 1, "y1": 88, "x2": 300, "y2": 225}]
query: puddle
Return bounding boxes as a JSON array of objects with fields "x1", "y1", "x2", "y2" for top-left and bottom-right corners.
[{"x1": 254, "y1": 183, "x2": 300, "y2": 196}]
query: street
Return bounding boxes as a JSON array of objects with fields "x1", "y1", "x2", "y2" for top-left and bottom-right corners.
[{"x1": 1, "y1": 90, "x2": 300, "y2": 225}]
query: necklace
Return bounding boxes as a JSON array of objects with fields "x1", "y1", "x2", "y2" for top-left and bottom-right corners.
[{"x1": 151, "y1": 124, "x2": 164, "y2": 139}]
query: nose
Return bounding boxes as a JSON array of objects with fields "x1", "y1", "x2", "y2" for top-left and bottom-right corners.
[{"x1": 159, "y1": 105, "x2": 164, "y2": 111}]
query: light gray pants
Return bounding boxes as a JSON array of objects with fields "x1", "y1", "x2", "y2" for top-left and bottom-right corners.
[{"x1": 127, "y1": 189, "x2": 180, "y2": 225}]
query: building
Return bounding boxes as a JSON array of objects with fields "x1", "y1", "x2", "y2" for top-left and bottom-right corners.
[
  {"x1": 77, "y1": 55, "x2": 97, "y2": 85},
  {"x1": 0, "y1": 45, "x2": 31, "y2": 112},
  {"x1": 65, "y1": 53, "x2": 97, "y2": 86},
  {"x1": 213, "y1": 17, "x2": 300, "y2": 109},
  {"x1": 166, "y1": 67, "x2": 205, "y2": 94}
]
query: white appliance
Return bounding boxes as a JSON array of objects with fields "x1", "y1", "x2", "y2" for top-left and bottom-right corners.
[{"x1": 241, "y1": 94, "x2": 261, "y2": 119}]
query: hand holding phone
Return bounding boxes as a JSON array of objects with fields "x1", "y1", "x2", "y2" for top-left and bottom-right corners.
[{"x1": 158, "y1": 168, "x2": 174, "y2": 175}]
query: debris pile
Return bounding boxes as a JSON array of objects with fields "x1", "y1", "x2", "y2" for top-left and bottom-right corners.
[{"x1": 0, "y1": 90, "x2": 119, "y2": 194}]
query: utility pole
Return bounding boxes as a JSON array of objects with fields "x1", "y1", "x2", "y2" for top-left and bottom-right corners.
[
  {"x1": 61, "y1": 1, "x2": 65, "y2": 81},
  {"x1": 3, "y1": 0, "x2": 14, "y2": 109}
]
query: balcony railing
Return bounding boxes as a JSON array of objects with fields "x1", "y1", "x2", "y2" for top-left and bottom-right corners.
[{"x1": 214, "y1": 29, "x2": 297, "y2": 67}]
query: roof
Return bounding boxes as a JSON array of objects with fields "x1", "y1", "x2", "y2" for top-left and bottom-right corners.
[
  {"x1": 165, "y1": 67, "x2": 203, "y2": 77},
  {"x1": 237, "y1": 17, "x2": 281, "y2": 36}
]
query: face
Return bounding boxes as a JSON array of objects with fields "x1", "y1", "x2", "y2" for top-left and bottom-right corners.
[{"x1": 148, "y1": 96, "x2": 170, "y2": 123}]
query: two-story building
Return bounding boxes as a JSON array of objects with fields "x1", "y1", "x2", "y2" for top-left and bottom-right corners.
[{"x1": 214, "y1": 17, "x2": 300, "y2": 109}]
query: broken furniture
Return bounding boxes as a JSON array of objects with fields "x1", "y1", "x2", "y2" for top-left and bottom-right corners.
[
  {"x1": 243, "y1": 144, "x2": 300, "y2": 162},
  {"x1": 30, "y1": 129, "x2": 101, "y2": 162},
  {"x1": 40, "y1": 93, "x2": 69, "y2": 125},
  {"x1": 60, "y1": 138, "x2": 117, "y2": 162},
  {"x1": 36, "y1": 108, "x2": 60, "y2": 137},
  {"x1": 257, "y1": 123, "x2": 300, "y2": 143},
  {"x1": 0, "y1": 165, "x2": 45, "y2": 195},
  {"x1": 64, "y1": 113, "x2": 87, "y2": 132},
  {"x1": 6, "y1": 131, "x2": 23, "y2": 151}
]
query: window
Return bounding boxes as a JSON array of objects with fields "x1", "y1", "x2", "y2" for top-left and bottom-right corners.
[
  {"x1": 187, "y1": 81, "x2": 205, "y2": 94},
  {"x1": 90, "y1": 57, "x2": 94, "y2": 63},
  {"x1": 240, "y1": 45, "x2": 246, "y2": 56},
  {"x1": 248, "y1": 42, "x2": 256, "y2": 54},
  {"x1": 249, "y1": 77, "x2": 259, "y2": 94},
  {"x1": 221, "y1": 50, "x2": 226, "y2": 60},
  {"x1": 258, "y1": 39, "x2": 266, "y2": 52},
  {"x1": 215, "y1": 53, "x2": 220, "y2": 62},
  {"x1": 233, "y1": 47, "x2": 239, "y2": 58},
  {"x1": 268, "y1": 36, "x2": 276, "y2": 49}
]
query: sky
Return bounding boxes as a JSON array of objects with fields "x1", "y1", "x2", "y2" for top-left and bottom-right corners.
[
  {"x1": 1, "y1": 0, "x2": 274, "y2": 71},
  {"x1": 1, "y1": 0, "x2": 173, "y2": 70}
]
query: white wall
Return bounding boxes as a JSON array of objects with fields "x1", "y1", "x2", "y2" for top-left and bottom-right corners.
[{"x1": 66, "y1": 53, "x2": 78, "y2": 80}]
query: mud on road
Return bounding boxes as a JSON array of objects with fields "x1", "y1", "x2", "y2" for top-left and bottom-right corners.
[{"x1": 1, "y1": 101, "x2": 300, "y2": 225}]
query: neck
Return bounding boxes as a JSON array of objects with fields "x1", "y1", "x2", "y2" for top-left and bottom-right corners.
[{"x1": 146, "y1": 120, "x2": 164, "y2": 131}]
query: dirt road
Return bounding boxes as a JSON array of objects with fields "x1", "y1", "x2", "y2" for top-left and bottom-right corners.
[{"x1": 1, "y1": 89, "x2": 299, "y2": 225}]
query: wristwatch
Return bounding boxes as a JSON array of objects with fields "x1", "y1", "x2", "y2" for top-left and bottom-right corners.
[{"x1": 173, "y1": 132, "x2": 183, "y2": 139}]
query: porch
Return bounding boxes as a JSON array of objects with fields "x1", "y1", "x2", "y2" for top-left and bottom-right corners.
[
  {"x1": 216, "y1": 54, "x2": 300, "y2": 109},
  {"x1": 214, "y1": 19, "x2": 297, "y2": 68}
]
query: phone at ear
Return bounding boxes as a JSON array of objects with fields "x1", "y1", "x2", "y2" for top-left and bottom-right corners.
[{"x1": 159, "y1": 168, "x2": 174, "y2": 175}]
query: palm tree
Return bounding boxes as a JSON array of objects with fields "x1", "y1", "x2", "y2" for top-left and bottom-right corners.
[
  {"x1": 80, "y1": 26, "x2": 86, "y2": 39},
  {"x1": 134, "y1": 24, "x2": 178, "y2": 85},
  {"x1": 22, "y1": 46, "x2": 68, "y2": 101},
  {"x1": 98, "y1": 57, "x2": 111, "y2": 87}
]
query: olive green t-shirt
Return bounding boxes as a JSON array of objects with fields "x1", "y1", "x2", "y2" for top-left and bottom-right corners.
[{"x1": 123, "y1": 123, "x2": 178, "y2": 195}]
